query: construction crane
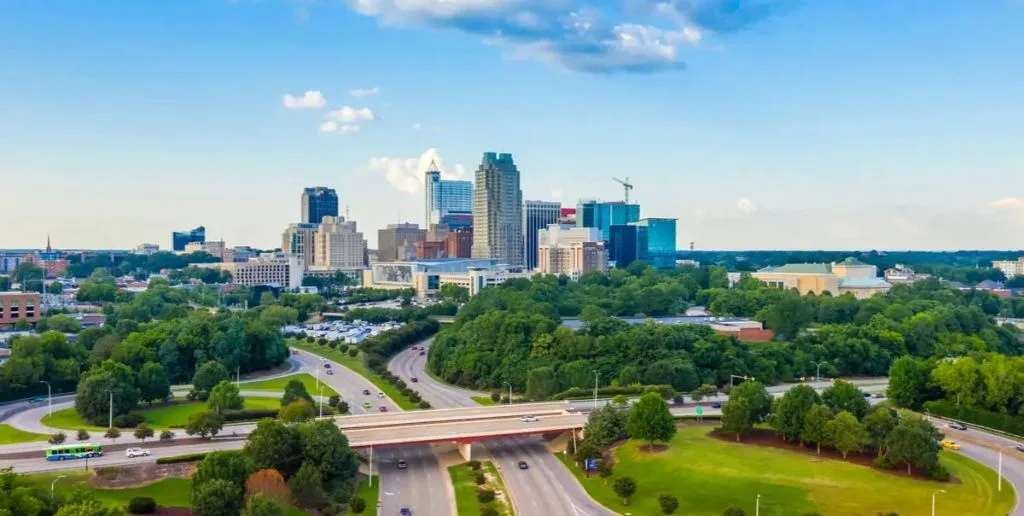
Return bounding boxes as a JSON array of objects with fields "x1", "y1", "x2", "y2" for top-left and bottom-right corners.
[{"x1": 613, "y1": 177, "x2": 633, "y2": 203}]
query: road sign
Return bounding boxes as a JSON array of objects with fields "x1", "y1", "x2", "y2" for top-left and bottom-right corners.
[
  {"x1": 695, "y1": 406, "x2": 703, "y2": 416},
  {"x1": 585, "y1": 459, "x2": 597, "y2": 471}
]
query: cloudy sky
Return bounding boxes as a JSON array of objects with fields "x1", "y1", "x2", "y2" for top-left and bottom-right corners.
[{"x1": 2, "y1": 1, "x2": 1023, "y2": 250}]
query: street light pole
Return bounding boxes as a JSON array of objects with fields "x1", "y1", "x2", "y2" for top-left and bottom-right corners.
[
  {"x1": 368, "y1": 446, "x2": 374, "y2": 487},
  {"x1": 592, "y1": 370, "x2": 600, "y2": 410},
  {"x1": 755, "y1": 494, "x2": 760, "y2": 516},
  {"x1": 51, "y1": 475, "x2": 66, "y2": 500},
  {"x1": 108, "y1": 391, "x2": 113, "y2": 429},
  {"x1": 931, "y1": 489, "x2": 945, "y2": 516},
  {"x1": 999, "y1": 451, "x2": 1003, "y2": 492},
  {"x1": 40, "y1": 380, "x2": 52, "y2": 417},
  {"x1": 504, "y1": 382, "x2": 512, "y2": 405},
  {"x1": 318, "y1": 385, "x2": 324, "y2": 418},
  {"x1": 815, "y1": 361, "x2": 828, "y2": 390}
]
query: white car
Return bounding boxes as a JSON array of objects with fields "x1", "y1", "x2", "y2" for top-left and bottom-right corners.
[
  {"x1": 521, "y1": 415, "x2": 539, "y2": 423},
  {"x1": 125, "y1": 448, "x2": 150, "y2": 458},
  {"x1": 377, "y1": 392, "x2": 385, "y2": 399}
]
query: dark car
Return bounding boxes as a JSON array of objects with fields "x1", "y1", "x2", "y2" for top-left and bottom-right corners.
[
  {"x1": 948, "y1": 422, "x2": 968, "y2": 431},
  {"x1": 711, "y1": 402, "x2": 722, "y2": 409},
  {"x1": 379, "y1": 406, "x2": 388, "y2": 412},
  {"x1": 324, "y1": 363, "x2": 332, "y2": 369},
  {"x1": 363, "y1": 389, "x2": 371, "y2": 395},
  {"x1": 28, "y1": 397, "x2": 44, "y2": 404},
  {"x1": 862, "y1": 391, "x2": 871, "y2": 397},
  {"x1": 518, "y1": 461, "x2": 528, "y2": 470},
  {"x1": 411, "y1": 377, "x2": 419, "y2": 383},
  {"x1": 419, "y1": 351, "x2": 426, "y2": 356},
  {"x1": 397, "y1": 459, "x2": 407, "y2": 469},
  {"x1": 400, "y1": 509, "x2": 412, "y2": 516}
]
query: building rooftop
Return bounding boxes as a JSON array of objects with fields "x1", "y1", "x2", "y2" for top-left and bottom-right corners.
[
  {"x1": 758, "y1": 263, "x2": 832, "y2": 274},
  {"x1": 562, "y1": 315, "x2": 758, "y2": 330},
  {"x1": 839, "y1": 278, "x2": 892, "y2": 288}
]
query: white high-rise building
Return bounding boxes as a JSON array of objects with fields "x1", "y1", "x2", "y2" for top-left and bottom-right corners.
[
  {"x1": 230, "y1": 253, "x2": 303, "y2": 289},
  {"x1": 537, "y1": 224, "x2": 607, "y2": 279},
  {"x1": 425, "y1": 160, "x2": 473, "y2": 227},
  {"x1": 314, "y1": 216, "x2": 365, "y2": 269},
  {"x1": 994, "y1": 257, "x2": 1024, "y2": 278},
  {"x1": 471, "y1": 152, "x2": 523, "y2": 266},
  {"x1": 281, "y1": 223, "x2": 319, "y2": 271}
]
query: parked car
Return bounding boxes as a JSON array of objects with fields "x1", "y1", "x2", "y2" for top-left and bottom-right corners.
[
  {"x1": 125, "y1": 448, "x2": 150, "y2": 458},
  {"x1": 518, "y1": 461, "x2": 529, "y2": 470},
  {"x1": 397, "y1": 459, "x2": 407, "y2": 469},
  {"x1": 411, "y1": 377, "x2": 419, "y2": 383},
  {"x1": 948, "y1": 423, "x2": 968, "y2": 431},
  {"x1": 872, "y1": 393, "x2": 886, "y2": 399},
  {"x1": 28, "y1": 397, "x2": 43, "y2": 404},
  {"x1": 862, "y1": 391, "x2": 871, "y2": 397},
  {"x1": 521, "y1": 415, "x2": 538, "y2": 422},
  {"x1": 379, "y1": 406, "x2": 388, "y2": 412},
  {"x1": 940, "y1": 439, "x2": 961, "y2": 450}
]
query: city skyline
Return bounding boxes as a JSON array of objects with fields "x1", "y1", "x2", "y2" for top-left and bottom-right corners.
[{"x1": 3, "y1": 1, "x2": 1024, "y2": 250}]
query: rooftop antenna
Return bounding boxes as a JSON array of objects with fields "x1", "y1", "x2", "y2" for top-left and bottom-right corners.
[
  {"x1": 612, "y1": 177, "x2": 633, "y2": 203},
  {"x1": 346, "y1": 205, "x2": 351, "y2": 221}
]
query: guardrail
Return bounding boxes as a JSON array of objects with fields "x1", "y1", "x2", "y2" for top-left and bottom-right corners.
[{"x1": 924, "y1": 411, "x2": 1024, "y2": 444}]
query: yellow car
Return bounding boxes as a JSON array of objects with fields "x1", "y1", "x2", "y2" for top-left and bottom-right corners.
[{"x1": 940, "y1": 439, "x2": 961, "y2": 450}]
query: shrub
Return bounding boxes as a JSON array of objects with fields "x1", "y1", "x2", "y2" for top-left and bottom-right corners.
[
  {"x1": 927, "y1": 463, "x2": 950, "y2": 481},
  {"x1": 348, "y1": 348, "x2": 359, "y2": 358},
  {"x1": 329, "y1": 395, "x2": 341, "y2": 408},
  {"x1": 476, "y1": 488, "x2": 495, "y2": 503},
  {"x1": 659, "y1": 494, "x2": 679, "y2": 514},
  {"x1": 723, "y1": 506, "x2": 747, "y2": 516},
  {"x1": 49, "y1": 432, "x2": 66, "y2": 445},
  {"x1": 156, "y1": 452, "x2": 208, "y2": 464},
  {"x1": 159, "y1": 430, "x2": 175, "y2": 441},
  {"x1": 114, "y1": 412, "x2": 145, "y2": 428},
  {"x1": 473, "y1": 471, "x2": 486, "y2": 485},
  {"x1": 672, "y1": 394, "x2": 684, "y2": 405},
  {"x1": 597, "y1": 460, "x2": 614, "y2": 478},
  {"x1": 349, "y1": 496, "x2": 366, "y2": 514},
  {"x1": 873, "y1": 454, "x2": 894, "y2": 470},
  {"x1": 76, "y1": 429, "x2": 90, "y2": 441},
  {"x1": 490, "y1": 392, "x2": 501, "y2": 402},
  {"x1": 222, "y1": 408, "x2": 279, "y2": 422},
  {"x1": 480, "y1": 509, "x2": 499, "y2": 516},
  {"x1": 317, "y1": 337, "x2": 328, "y2": 345},
  {"x1": 327, "y1": 341, "x2": 338, "y2": 349},
  {"x1": 306, "y1": 336, "x2": 315, "y2": 343},
  {"x1": 128, "y1": 496, "x2": 157, "y2": 514},
  {"x1": 418, "y1": 400, "x2": 431, "y2": 409},
  {"x1": 466, "y1": 460, "x2": 481, "y2": 470},
  {"x1": 409, "y1": 392, "x2": 422, "y2": 403}
]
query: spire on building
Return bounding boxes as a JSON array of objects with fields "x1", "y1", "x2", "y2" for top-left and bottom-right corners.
[
  {"x1": 426, "y1": 159, "x2": 441, "y2": 174},
  {"x1": 45, "y1": 234, "x2": 52, "y2": 253}
]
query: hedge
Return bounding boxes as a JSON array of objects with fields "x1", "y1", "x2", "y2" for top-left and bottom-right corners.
[
  {"x1": 923, "y1": 400, "x2": 1024, "y2": 436},
  {"x1": 552, "y1": 384, "x2": 675, "y2": 401},
  {"x1": 156, "y1": 452, "x2": 208, "y2": 464}
]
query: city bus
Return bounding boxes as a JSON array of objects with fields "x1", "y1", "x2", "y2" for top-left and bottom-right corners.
[{"x1": 45, "y1": 443, "x2": 103, "y2": 461}]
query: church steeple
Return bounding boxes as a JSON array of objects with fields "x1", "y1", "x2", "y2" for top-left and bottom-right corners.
[{"x1": 45, "y1": 234, "x2": 52, "y2": 253}]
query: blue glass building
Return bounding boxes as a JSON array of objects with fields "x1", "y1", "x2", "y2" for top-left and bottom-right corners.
[
  {"x1": 523, "y1": 200, "x2": 561, "y2": 270},
  {"x1": 576, "y1": 201, "x2": 640, "y2": 240},
  {"x1": 172, "y1": 226, "x2": 205, "y2": 252},
  {"x1": 301, "y1": 187, "x2": 339, "y2": 224},
  {"x1": 608, "y1": 224, "x2": 639, "y2": 267},
  {"x1": 631, "y1": 218, "x2": 677, "y2": 269}
]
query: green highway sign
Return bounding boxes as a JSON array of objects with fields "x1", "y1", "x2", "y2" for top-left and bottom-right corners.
[{"x1": 695, "y1": 406, "x2": 703, "y2": 416}]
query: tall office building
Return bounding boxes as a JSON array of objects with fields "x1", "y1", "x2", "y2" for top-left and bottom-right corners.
[
  {"x1": 281, "y1": 223, "x2": 319, "y2": 270},
  {"x1": 523, "y1": 200, "x2": 561, "y2": 270},
  {"x1": 172, "y1": 226, "x2": 205, "y2": 252},
  {"x1": 608, "y1": 224, "x2": 639, "y2": 268},
  {"x1": 314, "y1": 216, "x2": 365, "y2": 269},
  {"x1": 472, "y1": 152, "x2": 524, "y2": 266},
  {"x1": 576, "y1": 201, "x2": 640, "y2": 240},
  {"x1": 631, "y1": 218, "x2": 677, "y2": 269},
  {"x1": 424, "y1": 161, "x2": 473, "y2": 227},
  {"x1": 301, "y1": 187, "x2": 339, "y2": 224},
  {"x1": 378, "y1": 223, "x2": 427, "y2": 262}
]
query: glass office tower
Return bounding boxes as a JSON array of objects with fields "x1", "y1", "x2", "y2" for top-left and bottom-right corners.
[
  {"x1": 631, "y1": 218, "x2": 677, "y2": 269},
  {"x1": 576, "y1": 201, "x2": 640, "y2": 240},
  {"x1": 301, "y1": 187, "x2": 339, "y2": 224},
  {"x1": 172, "y1": 226, "x2": 206, "y2": 251}
]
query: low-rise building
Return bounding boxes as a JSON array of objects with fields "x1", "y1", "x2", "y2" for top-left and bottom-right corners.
[
  {"x1": 748, "y1": 257, "x2": 892, "y2": 299},
  {"x1": 0, "y1": 292, "x2": 42, "y2": 327},
  {"x1": 994, "y1": 258, "x2": 1024, "y2": 278},
  {"x1": 134, "y1": 243, "x2": 160, "y2": 255},
  {"x1": 445, "y1": 229, "x2": 473, "y2": 258},
  {"x1": 361, "y1": 258, "x2": 532, "y2": 297},
  {"x1": 883, "y1": 264, "x2": 930, "y2": 284},
  {"x1": 201, "y1": 253, "x2": 304, "y2": 289},
  {"x1": 185, "y1": 240, "x2": 228, "y2": 260}
]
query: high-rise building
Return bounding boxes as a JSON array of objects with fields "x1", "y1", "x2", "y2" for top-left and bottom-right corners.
[
  {"x1": 281, "y1": 223, "x2": 319, "y2": 270},
  {"x1": 314, "y1": 216, "x2": 365, "y2": 269},
  {"x1": 523, "y1": 200, "x2": 561, "y2": 270},
  {"x1": 425, "y1": 161, "x2": 473, "y2": 227},
  {"x1": 229, "y1": 253, "x2": 303, "y2": 289},
  {"x1": 301, "y1": 187, "x2": 339, "y2": 224},
  {"x1": 378, "y1": 223, "x2": 427, "y2": 262},
  {"x1": 537, "y1": 224, "x2": 608, "y2": 279},
  {"x1": 472, "y1": 152, "x2": 524, "y2": 266},
  {"x1": 576, "y1": 201, "x2": 640, "y2": 240},
  {"x1": 440, "y1": 212, "x2": 473, "y2": 232},
  {"x1": 172, "y1": 226, "x2": 205, "y2": 252},
  {"x1": 608, "y1": 224, "x2": 639, "y2": 268},
  {"x1": 631, "y1": 218, "x2": 677, "y2": 269}
]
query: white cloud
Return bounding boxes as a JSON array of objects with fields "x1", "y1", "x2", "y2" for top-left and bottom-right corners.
[
  {"x1": 988, "y1": 197, "x2": 1024, "y2": 210},
  {"x1": 737, "y1": 197, "x2": 758, "y2": 215},
  {"x1": 550, "y1": 189, "x2": 563, "y2": 200},
  {"x1": 350, "y1": 87, "x2": 380, "y2": 97},
  {"x1": 282, "y1": 90, "x2": 326, "y2": 109},
  {"x1": 365, "y1": 148, "x2": 466, "y2": 194},
  {"x1": 327, "y1": 106, "x2": 376, "y2": 122},
  {"x1": 319, "y1": 121, "x2": 361, "y2": 134},
  {"x1": 411, "y1": 122, "x2": 422, "y2": 130}
]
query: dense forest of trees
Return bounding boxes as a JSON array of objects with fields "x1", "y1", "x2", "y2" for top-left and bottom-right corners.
[
  {"x1": 66, "y1": 251, "x2": 222, "y2": 278},
  {"x1": 428, "y1": 264, "x2": 1023, "y2": 396},
  {"x1": 682, "y1": 250, "x2": 1023, "y2": 274}
]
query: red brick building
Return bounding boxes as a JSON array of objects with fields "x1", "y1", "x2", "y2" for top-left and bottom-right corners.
[{"x1": 0, "y1": 292, "x2": 42, "y2": 327}]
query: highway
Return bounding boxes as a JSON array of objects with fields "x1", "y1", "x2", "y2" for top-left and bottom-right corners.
[{"x1": 389, "y1": 340, "x2": 616, "y2": 516}]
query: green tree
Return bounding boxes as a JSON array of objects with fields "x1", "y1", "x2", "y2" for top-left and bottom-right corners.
[
  {"x1": 55, "y1": 491, "x2": 121, "y2": 516},
  {"x1": 729, "y1": 381, "x2": 773, "y2": 423},
  {"x1": 75, "y1": 361, "x2": 140, "y2": 425},
  {"x1": 185, "y1": 411, "x2": 224, "y2": 439},
  {"x1": 349, "y1": 495, "x2": 367, "y2": 513},
  {"x1": 659, "y1": 494, "x2": 679, "y2": 514},
  {"x1": 104, "y1": 427, "x2": 121, "y2": 443},
  {"x1": 281, "y1": 379, "x2": 314, "y2": 407},
  {"x1": 613, "y1": 476, "x2": 637, "y2": 505},
  {"x1": 887, "y1": 356, "x2": 929, "y2": 408},
  {"x1": 279, "y1": 399, "x2": 315, "y2": 423},
  {"x1": 770, "y1": 384, "x2": 821, "y2": 442},
  {"x1": 246, "y1": 419, "x2": 303, "y2": 477},
  {"x1": 207, "y1": 380, "x2": 244, "y2": 414},
  {"x1": 931, "y1": 357, "x2": 981, "y2": 407},
  {"x1": 136, "y1": 362, "x2": 171, "y2": 403},
  {"x1": 885, "y1": 416, "x2": 943, "y2": 475},
  {"x1": 584, "y1": 402, "x2": 630, "y2": 447},
  {"x1": 242, "y1": 493, "x2": 286, "y2": 516},
  {"x1": 133, "y1": 423, "x2": 154, "y2": 442},
  {"x1": 863, "y1": 407, "x2": 899, "y2": 457},
  {"x1": 525, "y1": 367, "x2": 560, "y2": 401},
  {"x1": 260, "y1": 305, "x2": 300, "y2": 327},
  {"x1": 721, "y1": 397, "x2": 752, "y2": 441},
  {"x1": 297, "y1": 419, "x2": 360, "y2": 490},
  {"x1": 193, "y1": 451, "x2": 253, "y2": 491},
  {"x1": 192, "y1": 361, "x2": 229, "y2": 399},
  {"x1": 47, "y1": 281, "x2": 64, "y2": 295},
  {"x1": 826, "y1": 411, "x2": 867, "y2": 458},
  {"x1": 49, "y1": 432, "x2": 66, "y2": 444},
  {"x1": 627, "y1": 393, "x2": 676, "y2": 449},
  {"x1": 821, "y1": 380, "x2": 870, "y2": 420},
  {"x1": 722, "y1": 506, "x2": 747, "y2": 516},
  {"x1": 801, "y1": 404, "x2": 832, "y2": 455},
  {"x1": 192, "y1": 479, "x2": 243, "y2": 516},
  {"x1": 288, "y1": 463, "x2": 327, "y2": 508}
]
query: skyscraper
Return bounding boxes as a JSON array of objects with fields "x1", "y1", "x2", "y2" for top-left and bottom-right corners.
[
  {"x1": 472, "y1": 152, "x2": 523, "y2": 266},
  {"x1": 314, "y1": 216, "x2": 365, "y2": 269},
  {"x1": 301, "y1": 187, "x2": 339, "y2": 224},
  {"x1": 523, "y1": 200, "x2": 561, "y2": 270},
  {"x1": 424, "y1": 160, "x2": 473, "y2": 227},
  {"x1": 172, "y1": 226, "x2": 205, "y2": 252},
  {"x1": 577, "y1": 200, "x2": 640, "y2": 240},
  {"x1": 631, "y1": 218, "x2": 678, "y2": 269}
]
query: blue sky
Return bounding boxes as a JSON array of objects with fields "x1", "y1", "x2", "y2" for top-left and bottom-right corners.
[{"x1": 2, "y1": 0, "x2": 1023, "y2": 250}]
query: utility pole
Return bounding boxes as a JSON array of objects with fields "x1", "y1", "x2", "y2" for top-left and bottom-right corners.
[
  {"x1": 108, "y1": 391, "x2": 113, "y2": 429},
  {"x1": 40, "y1": 380, "x2": 52, "y2": 416},
  {"x1": 592, "y1": 370, "x2": 600, "y2": 410}
]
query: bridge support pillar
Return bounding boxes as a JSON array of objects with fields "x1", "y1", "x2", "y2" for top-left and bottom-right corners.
[{"x1": 458, "y1": 442, "x2": 472, "y2": 462}]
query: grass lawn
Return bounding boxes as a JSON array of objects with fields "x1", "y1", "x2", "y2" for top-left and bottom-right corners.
[
  {"x1": 449, "y1": 462, "x2": 512, "y2": 516},
  {"x1": 471, "y1": 396, "x2": 498, "y2": 406},
  {"x1": 0, "y1": 423, "x2": 48, "y2": 444},
  {"x1": 289, "y1": 339, "x2": 418, "y2": 410},
  {"x1": 241, "y1": 373, "x2": 340, "y2": 398},
  {"x1": 25, "y1": 471, "x2": 191, "y2": 509},
  {"x1": 41, "y1": 397, "x2": 282, "y2": 431},
  {"x1": 354, "y1": 475, "x2": 379, "y2": 515},
  {"x1": 562, "y1": 424, "x2": 1016, "y2": 516}
]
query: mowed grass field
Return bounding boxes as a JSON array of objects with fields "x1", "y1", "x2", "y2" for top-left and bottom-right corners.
[
  {"x1": 0, "y1": 423, "x2": 47, "y2": 443},
  {"x1": 25, "y1": 471, "x2": 191, "y2": 509},
  {"x1": 563, "y1": 424, "x2": 1015, "y2": 516},
  {"x1": 241, "y1": 372, "x2": 340, "y2": 398},
  {"x1": 41, "y1": 396, "x2": 282, "y2": 431},
  {"x1": 354, "y1": 475, "x2": 379, "y2": 516}
]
